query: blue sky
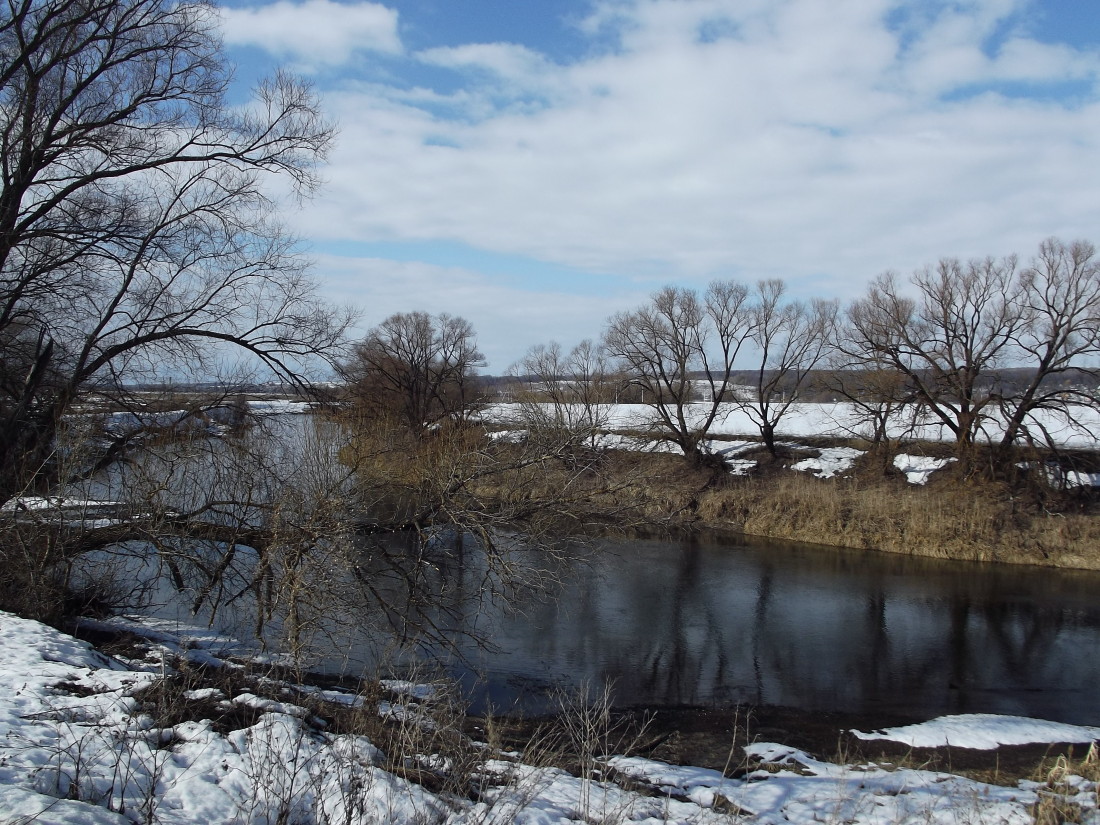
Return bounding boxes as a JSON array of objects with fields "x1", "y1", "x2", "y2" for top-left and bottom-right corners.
[{"x1": 217, "y1": 0, "x2": 1100, "y2": 370}]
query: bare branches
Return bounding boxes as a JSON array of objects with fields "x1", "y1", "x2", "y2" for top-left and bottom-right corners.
[
  {"x1": 344, "y1": 312, "x2": 485, "y2": 436},
  {"x1": 844, "y1": 238, "x2": 1100, "y2": 463},
  {"x1": 0, "y1": 0, "x2": 350, "y2": 496},
  {"x1": 604, "y1": 281, "x2": 751, "y2": 463},
  {"x1": 737, "y1": 280, "x2": 838, "y2": 456}
]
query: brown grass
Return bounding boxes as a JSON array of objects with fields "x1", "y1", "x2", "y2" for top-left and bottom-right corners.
[
  {"x1": 694, "y1": 472, "x2": 1100, "y2": 569},
  {"x1": 476, "y1": 444, "x2": 1100, "y2": 570},
  {"x1": 341, "y1": 418, "x2": 1100, "y2": 570}
]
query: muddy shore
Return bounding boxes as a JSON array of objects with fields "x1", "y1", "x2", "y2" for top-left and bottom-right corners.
[{"x1": 477, "y1": 702, "x2": 1094, "y2": 786}]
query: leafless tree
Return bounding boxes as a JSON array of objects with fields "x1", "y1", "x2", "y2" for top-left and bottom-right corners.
[
  {"x1": 508, "y1": 339, "x2": 622, "y2": 461},
  {"x1": 845, "y1": 240, "x2": 1100, "y2": 466},
  {"x1": 999, "y1": 238, "x2": 1100, "y2": 450},
  {"x1": 603, "y1": 282, "x2": 752, "y2": 465},
  {"x1": 846, "y1": 257, "x2": 1021, "y2": 453},
  {"x1": 0, "y1": 0, "x2": 353, "y2": 501},
  {"x1": 345, "y1": 312, "x2": 486, "y2": 435},
  {"x1": 736, "y1": 280, "x2": 838, "y2": 456}
]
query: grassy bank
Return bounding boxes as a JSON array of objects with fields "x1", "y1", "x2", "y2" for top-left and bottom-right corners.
[
  {"x1": 343, "y1": 418, "x2": 1100, "y2": 570},
  {"x1": 694, "y1": 470, "x2": 1100, "y2": 569},
  {"x1": 478, "y1": 442, "x2": 1100, "y2": 570}
]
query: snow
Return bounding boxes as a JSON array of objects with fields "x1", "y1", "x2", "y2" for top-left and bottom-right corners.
[
  {"x1": 483, "y1": 401, "x2": 1100, "y2": 449},
  {"x1": 791, "y1": 447, "x2": 865, "y2": 478},
  {"x1": 247, "y1": 399, "x2": 314, "y2": 415},
  {"x1": 380, "y1": 680, "x2": 439, "y2": 701},
  {"x1": 1059, "y1": 470, "x2": 1100, "y2": 489},
  {"x1": 892, "y1": 453, "x2": 956, "y2": 484},
  {"x1": 852, "y1": 714, "x2": 1100, "y2": 749},
  {"x1": 0, "y1": 496, "x2": 118, "y2": 512},
  {"x1": 609, "y1": 746, "x2": 1041, "y2": 825},
  {"x1": 2, "y1": 610, "x2": 1100, "y2": 824}
]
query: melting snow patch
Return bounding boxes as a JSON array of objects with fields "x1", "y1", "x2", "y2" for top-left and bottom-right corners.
[
  {"x1": 381, "y1": 679, "x2": 439, "y2": 701},
  {"x1": 608, "y1": 747, "x2": 1037, "y2": 824},
  {"x1": 852, "y1": 714, "x2": 1100, "y2": 749},
  {"x1": 792, "y1": 447, "x2": 865, "y2": 478},
  {"x1": 894, "y1": 453, "x2": 955, "y2": 484}
]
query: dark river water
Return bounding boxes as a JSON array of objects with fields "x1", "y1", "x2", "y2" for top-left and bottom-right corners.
[
  {"x1": 94, "y1": 416, "x2": 1100, "y2": 725},
  {"x1": 417, "y1": 534, "x2": 1100, "y2": 724}
]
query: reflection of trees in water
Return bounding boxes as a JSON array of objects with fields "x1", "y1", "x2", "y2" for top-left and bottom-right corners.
[
  {"x1": 355, "y1": 536, "x2": 1100, "y2": 722},
  {"x1": 631, "y1": 541, "x2": 732, "y2": 706},
  {"x1": 167, "y1": 519, "x2": 1099, "y2": 722}
]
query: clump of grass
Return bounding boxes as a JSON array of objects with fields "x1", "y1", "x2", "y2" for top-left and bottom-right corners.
[{"x1": 1032, "y1": 743, "x2": 1100, "y2": 825}]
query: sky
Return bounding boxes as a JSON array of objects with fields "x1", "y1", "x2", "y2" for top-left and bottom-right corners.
[{"x1": 215, "y1": 0, "x2": 1100, "y2": 371}]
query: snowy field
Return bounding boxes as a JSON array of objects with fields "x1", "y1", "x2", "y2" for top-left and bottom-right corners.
[
  {"x1": 486, "y1": 401, "x2": 1099, "y2": 485},
  {"x1": 484, "y1": 401, "x2": 1100, "y2": 449},
  {"x1": 2, "y1": 611, "x2": 1098, "y2": 825}
]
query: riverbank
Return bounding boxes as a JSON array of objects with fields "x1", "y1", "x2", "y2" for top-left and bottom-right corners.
[
  {"x1": 487, "y1": 439, "x2": 1100, "y2": 570},
  {"x1": 4, "y1": 611, "x2": 1098, "y2": 825}
]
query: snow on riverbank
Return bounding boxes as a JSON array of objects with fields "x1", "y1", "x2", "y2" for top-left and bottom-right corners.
[
  {"x1": 2, "y1": 611, "x2": 1099, "y2": 825},
  {"x1": 893, "y1": 454, "x2": 956, "y2": 485},
  {"x1": 853, "y1": 715, "x2": 1100, "y2": 750}
]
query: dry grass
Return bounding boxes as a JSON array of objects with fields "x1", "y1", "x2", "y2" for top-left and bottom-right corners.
[
  {"x1": 692, "y1": 471, "x2": 1100, "y2": 568},
  {"x1": 342, "y1": 418, "x2": 1100, "y2": 570},
  {"x1": 1032, "y1": 743, "x2": 1100, "y2": 825}
]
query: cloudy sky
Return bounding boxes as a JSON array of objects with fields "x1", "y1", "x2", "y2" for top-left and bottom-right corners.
[{"x1": 218, "y1": 0, "x2": 1100, "y2": 371}]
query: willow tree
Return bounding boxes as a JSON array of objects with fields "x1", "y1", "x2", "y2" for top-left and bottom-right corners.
[
  {"x1": 0, "y1": 0, "x2": 352, "y2": 499},
  {"x1": 736, "y1": 279, "x2": 838, "y2": 456},
  {"x1": 845, "y1": 239, "x2": 1100, "y2": 463},
  {"x1": 604, "y1": 281, "x2": 752, "y2": 465},
  {"x1": 0, "y1": 0, "x2": 356, "y2": 623}
]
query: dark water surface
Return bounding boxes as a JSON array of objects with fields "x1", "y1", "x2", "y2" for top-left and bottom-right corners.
[
  {"x1": 427, "y1": 535, "x2": 1100, "y2": 724},
  {"x1": 102, "y1": 414, "x2": 1098, "y2": 725}
]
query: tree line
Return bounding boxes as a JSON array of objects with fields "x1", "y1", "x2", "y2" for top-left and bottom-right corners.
[{"x1": 347, "y1": 237, "x2": 1100, "y2": 471}]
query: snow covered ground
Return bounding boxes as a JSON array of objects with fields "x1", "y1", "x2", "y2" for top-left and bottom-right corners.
[
  {"x1": 486, "y1": 401, "x2": 1100, "y2": 486},
  {"x1": 485, "y1": 401, "x2": 1100, "y2": 449},
  {"x1": 2, "y1": 610, "x2": 1098, "y2": 825},
  {"x1": 853, "y1": 715, "x2": 1100, "y2": 750}
]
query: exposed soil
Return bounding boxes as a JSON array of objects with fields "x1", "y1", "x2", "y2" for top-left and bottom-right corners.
[{"x1": 475, "y1": 702, "x2": 1095, "y2": 787}]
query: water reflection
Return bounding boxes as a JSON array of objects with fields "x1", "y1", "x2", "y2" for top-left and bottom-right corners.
[
  {"x1": 118, "y1": 423, "x2": 1100, "y2": 728},
  {"x1": 430, "y1": 536, "x2": 1100, "y2": 724}
]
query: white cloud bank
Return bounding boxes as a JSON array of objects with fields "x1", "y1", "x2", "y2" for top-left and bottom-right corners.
[
  {"x1": 222, "y1": 0, "x2": 1100, "y2": 364},
  {"x1": 220, "y1": 0, "x2": 400, "y2": 66}
]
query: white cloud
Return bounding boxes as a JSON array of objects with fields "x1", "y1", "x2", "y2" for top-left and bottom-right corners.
[
  {"x1": 283, "y1": 0, "x2": 1100, "y2": 363},
  {"x1": 314, "y1": 256, "x2": 646, "y2": 371},
  {"x1": 220, "y1": 0, "x2": 400, "y2": 67}
]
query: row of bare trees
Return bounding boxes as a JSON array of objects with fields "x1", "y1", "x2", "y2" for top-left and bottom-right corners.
[
  {"x1": 843, "y1": 239, "x2": 1100, "y2": 456},
  {"x1": 499, "y1": 238, "x2": 1099, "y2": 470}
]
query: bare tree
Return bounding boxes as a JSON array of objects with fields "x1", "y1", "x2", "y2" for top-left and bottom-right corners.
[
  {"x1": 736, "y1": 280, "x2": 838, "y2": 456},
  {"x1": 846, "y1": 257, "x2": 1021, "y2": 454},
  {"x1": 508, "y1": 339, "x2": 621, "y2": 457},
  {"x1": 999, "y1": 238, "x2": 1100, "y2": 450},
  {"x1": 845, "y1": 240, "x2": 1100, "y2": 466},
  {"x1": 0, "y1": 0, "x2": 353, "y2": 501},
  {"x1": 345, "y1": 312, "x2": 485, "y2": 435},
  {"x1": 818, "y1": 358, "x2": 917, "y2": 469},
  {"x1": 603, "y1": 281, "x2": 752, "y2": 465}
]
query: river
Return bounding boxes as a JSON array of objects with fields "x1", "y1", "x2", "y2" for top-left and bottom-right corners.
[
  {"x1": 88, "y1": 414, "x2": 1100, "y2": 726},
  {"x1": 410, "y1": 533, "x2": 1100, "y2": 724}
]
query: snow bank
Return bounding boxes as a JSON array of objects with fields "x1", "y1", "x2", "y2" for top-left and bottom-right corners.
[
  {"x1": 893, "y1": 453, "x2": 956, "y2": 484},
  {"x1": 3, "y1": 610, "x2": 1099, "y2": 825},
  {"x1": 853, "y1": 714, "x2": 1100, "y2": 749},
  {"x1": 610, "y1": 745, "x2": 1039, "y2": 825}
]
